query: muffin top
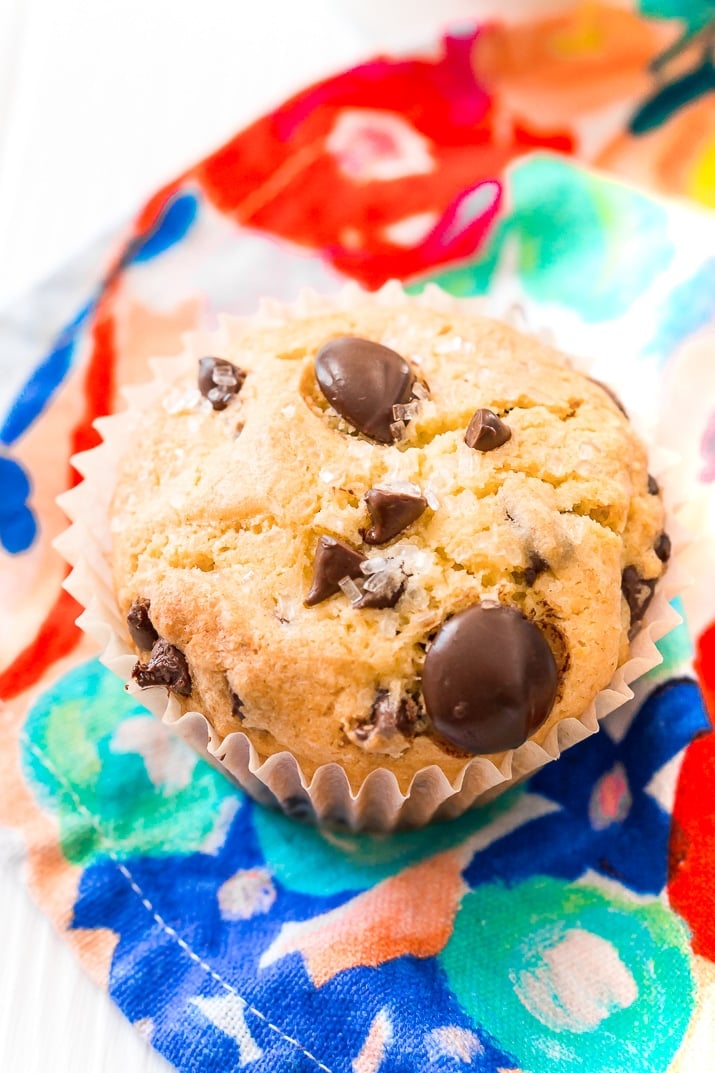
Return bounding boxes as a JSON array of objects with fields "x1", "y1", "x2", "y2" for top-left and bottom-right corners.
[{"x1": 111, "y1": 302, "x2": 668, "y2": 791}]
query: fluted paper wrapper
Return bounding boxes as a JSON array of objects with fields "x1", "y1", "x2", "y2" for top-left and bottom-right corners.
[{"x1": 56, "y1": 282, "x2": 687, "y2": 832}]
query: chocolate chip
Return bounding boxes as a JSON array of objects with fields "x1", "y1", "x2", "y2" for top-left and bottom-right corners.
[
  {"x1": 354, "y1": 690, "x2": 422, "y2": 743},
  {"x1": 198, "y1": 356, "x2": 247, "y2": 411},
  {"x1": 654, "y1": 532, "x2": 671, "y2": 563},
  {"x1": 229, "y1": 689, "x2": 245, "y2": 720},
  {"x1": 305, "y1": 535, "x2": 366, "y2": 606},
  {"x1": 363, "y1": 486, "x2": 427, "y2": 545},
  {"x1": 465, "y1": 408, "x2": 511, "y2": 452},
  {"x1": 421, "y1": 603, "x2": 558, "y2": 754},
  {"x1": 132, "y1": 639, "x2": 192, "y2": 696},
  {"x1": 648, "y1": 475, "x2": 659, "y2": 495},
  {"x1": 314, "y1": 336, "x2": 415, "y2": 444},
  {"x1": 589, "y1": 377, "x2": 628, "y2": 416},
  {"x1": 621, "y1": 566, "x2": 657, "y2": 637},
  {"x1": 522, "y1": 552, "x2": 549, "y2": 586},
  {"x1": 126, "y1": 598, "x2": 158, "y2": 651},
  {"x1": 394, "y1": 694, "x2": 422, "y2": 736},
  {"x1": 355, "y1": 576, "x2": 406, "y2": 610}
]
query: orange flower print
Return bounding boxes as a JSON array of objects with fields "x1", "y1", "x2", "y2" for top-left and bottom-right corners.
[
  {"x1": 598, "y1": 94, "x2": 715, "y2": 205},
  {"x1": 472, "y1": 2, "x2": 677, "y2": 129}
]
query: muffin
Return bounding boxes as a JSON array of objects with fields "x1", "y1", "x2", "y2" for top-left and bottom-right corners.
[{"x1": 107, "y1": 290, "x2": 671, "y2": 812}]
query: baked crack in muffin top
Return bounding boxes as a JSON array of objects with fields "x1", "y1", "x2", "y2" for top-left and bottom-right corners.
[{"x1": 111, "y1": 304, "x2": 668, "y2": 792}]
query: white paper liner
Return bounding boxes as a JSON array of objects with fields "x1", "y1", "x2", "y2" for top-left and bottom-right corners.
[{"x1": 55, "y1": 282, "x2": 688, "y2": 832}]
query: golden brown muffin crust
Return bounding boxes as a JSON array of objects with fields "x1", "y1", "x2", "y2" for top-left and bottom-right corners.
[{"x1": 111, "y1": 305, "x2": 666, "y2": 791}]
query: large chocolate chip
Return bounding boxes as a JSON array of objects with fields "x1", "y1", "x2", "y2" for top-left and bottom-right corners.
[
  {"x1": 622, "y1": 566, "x2": 657, "y2": 636},
  {"x1": 305, "y1": 535, "x2": 366, "y2": 606},
  {"x1": 198, "y1": 356, "x2": 247, "y2": 411},
  {"x1": 589, "y1": 377, "x2": 628, "y2": 416},
  {"x1": 132, "y1": 640, "x2": 192, "y2": 696},
  {"x1": 654, "y1": 532, "x2": 671, "y2": 563},
  {"x1": 314, "y1": 336, "x2": 415, "y2": 444},
  {"x1": 465, "y1": 408, "x2": 511, "y2": 452},
  {"x1": 421, "y1": 603, "x2": 558, "y2": 754},
  {"x1": 363, "y1": 486, "x2": 427, "y2": 545},
  {"x1": 127, "y1": 598, "x2": 158, "y2": 651},
  {"x1": 647, "y1": 475, "x2": 659, "y2": 495}
]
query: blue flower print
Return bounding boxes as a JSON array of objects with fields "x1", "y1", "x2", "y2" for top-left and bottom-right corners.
[{"x1": 0, "y1": 454, "x2": 37, "y2": 553}]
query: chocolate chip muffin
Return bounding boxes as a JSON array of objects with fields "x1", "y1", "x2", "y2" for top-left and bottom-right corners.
[{"x1": 111, "y1": 300, "x2": 669, "y2": 794}]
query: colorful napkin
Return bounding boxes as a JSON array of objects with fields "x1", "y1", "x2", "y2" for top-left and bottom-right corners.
[{"x1": 2, "y1": 7, "x2": 715, "y2": 1071}]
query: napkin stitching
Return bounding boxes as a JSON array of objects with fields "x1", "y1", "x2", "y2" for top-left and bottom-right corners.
[{"x1": 21, "y1": 734, "x2": 335, "y2": 1073}]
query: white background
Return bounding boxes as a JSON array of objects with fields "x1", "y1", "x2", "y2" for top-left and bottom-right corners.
[{"x1": 0, "y1": 1, "x2": 559, "y2": 1069}]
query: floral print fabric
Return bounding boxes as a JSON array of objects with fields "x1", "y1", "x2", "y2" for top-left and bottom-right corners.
[{"x1": 1, "y1": 7, "x2": 715, "y2": 1071}]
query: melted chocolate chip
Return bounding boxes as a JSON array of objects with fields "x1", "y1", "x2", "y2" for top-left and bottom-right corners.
[
  {"x1": 198, "y1": 356, "x2": 247, "y2": 411},
  {"x1": 654, "y1": 532, "x2": 671, "y2": 563},
  {"x1": 355, "y1": 576, "x2": 406, "y2": 610},
  {"x1": 126, "y1": 598, "x2": 158, "y2": 651},
  {"x1": 314, "y1": 336, "x2": 415, "y2": 444},
  {"x1": 465, "y1": 408, "x2": 512, "y2": 452},
  {"x1": 421, "y1": 603, "x2": 558, "y2": 754},
  {"x1": 522, "y1": 552, "x2": 549, "y2": 586},
  {"x1": 229, "y1": 689, "x2": 245, "y2": 720},
  {"x1": 354, "y1": 690, "x2": 422, "y2": 742},
  {"x1": 648, "y1": 475, "x2": 659, "y2": 495},
  {"x1": 589, "y1": 377, "x2": 628, "y2": 416},
  {"x1": 132, "y1": 640, "x2": 192, "y2": 696},
  {"x1": 394, "y1": 694, "x2": 422, "y2": 736},
  {"x1": 305, "y1": 535, "x2": 366, "y2": 606},
  {"x1": 363, "y1": 486, "x2": 427, "y2": 545},
  {"x1": 621, "y1": 566, "x2": 657, "y2": 637}
]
